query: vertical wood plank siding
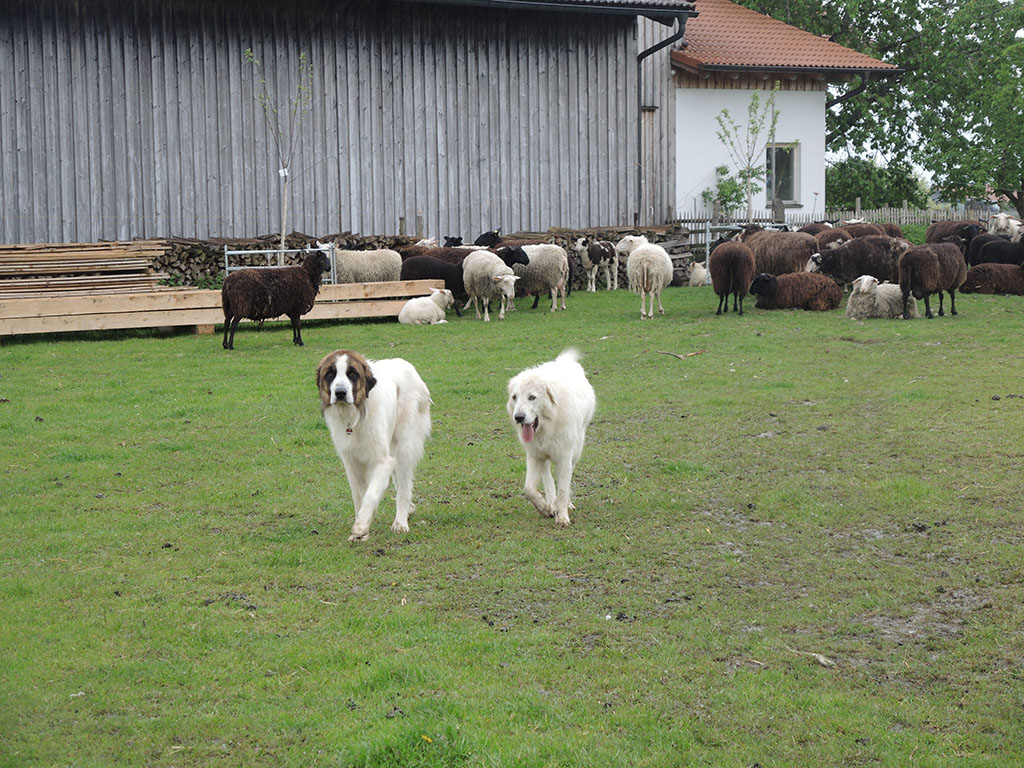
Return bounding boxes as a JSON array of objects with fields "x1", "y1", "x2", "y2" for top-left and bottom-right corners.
[{"x1": 1, "y1": 0, "x2": 643, "y2": 244}]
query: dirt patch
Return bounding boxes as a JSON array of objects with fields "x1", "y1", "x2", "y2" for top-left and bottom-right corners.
[{"x1": 862, "y1": 588, "x2": 990, "y2": 646}]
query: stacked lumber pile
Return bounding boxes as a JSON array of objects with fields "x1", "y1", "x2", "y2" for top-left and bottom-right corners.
[
  {"x1": 153, "y1": 231, "x2": 427, "y2": 286},
  {"x1": 0, "y1": 241, "x2": 170, "y2": 298}
]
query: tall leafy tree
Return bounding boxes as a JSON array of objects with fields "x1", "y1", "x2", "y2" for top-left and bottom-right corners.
[{"x1": 825, "y1": 157, "x2": 929, "y2": 210}]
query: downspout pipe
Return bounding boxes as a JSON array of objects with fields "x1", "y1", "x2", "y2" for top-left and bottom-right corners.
[{"x1": 636, "y1": 12, "x2": 694, "y2": 226}]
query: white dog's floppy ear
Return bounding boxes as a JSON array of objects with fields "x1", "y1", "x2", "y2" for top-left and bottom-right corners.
[{"x1": 545, "y1": 384, "x2": 557, "y2": 407}]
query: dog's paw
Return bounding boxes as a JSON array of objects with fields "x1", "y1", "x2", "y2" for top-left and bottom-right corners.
[
  {"x1": 391, "y1": 520, "x2": 409, "y2": 533},
  {"x1": 534, "y1": 502, "x2": 556, "y2": 518},
  {"x1": 348, "y1": 529, "x2": 369, "y2": 543},
  {"x1": 554, "y1": 513, "x2": 572, "y2": 527}
]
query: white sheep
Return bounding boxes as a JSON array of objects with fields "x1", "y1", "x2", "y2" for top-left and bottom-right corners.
[
  {"x1": 988, "y1": 212, "x2": 1021, "y2": 240},
  {"x1": 331, "y1": 247, "x2": 402, "y2": 284},
  {"x1": 688, "y1": 259, "x2": 709, "y2": 287},
  {"x1": 513, "y1": 244, "x2": 570, "y2": 311},
  {"x1": 845, "y1": 274, "x2": 920, "y2": 320},
  {"x1": 570, "y1": 237, "x2": 617, "y2": 291},
  {"x1": 615, "y1": 235, "x2": 674, "y2": 319},
  {"x1": 397, "y1": 288, "x2": 456, "y2": 325},
  {"x1": 462, "y1": 249, "x2": 519, "y2": 321}
]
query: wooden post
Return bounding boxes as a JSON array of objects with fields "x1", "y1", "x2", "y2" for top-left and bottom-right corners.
[
  {"x1": 855, "y1": 197, "x2": 862, "y2": 218},
  {"x1": 399, "y1": 217, "x2": 406, "y2": 237},
  {"x1": 416, "y1": 211, "x2": 424, "y2": 238}
]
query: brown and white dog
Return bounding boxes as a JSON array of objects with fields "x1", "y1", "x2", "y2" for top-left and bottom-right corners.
[
  {"x1": 507, "y1": 348, "x2": 596, "y2": 527},
  {"x1": 316, "y1": 350, "x2": 432, "y2": 541}
]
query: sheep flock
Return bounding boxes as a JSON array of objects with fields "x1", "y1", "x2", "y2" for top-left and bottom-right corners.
[{"x1": 219, "y1": 213, "x2": 1023, "y2": 346}]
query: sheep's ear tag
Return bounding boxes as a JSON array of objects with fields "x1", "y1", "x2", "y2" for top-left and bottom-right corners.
[{"x1": 345, "y1": 427, "x2": 353, "y2": 435}]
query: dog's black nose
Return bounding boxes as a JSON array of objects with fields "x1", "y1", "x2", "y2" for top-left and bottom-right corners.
[
  {"x1": 333, "y1": 387, "x2": 347, "y2": 400},
  {"x1": 514, "y1": 413, "x2": 525, "y2": 424}
]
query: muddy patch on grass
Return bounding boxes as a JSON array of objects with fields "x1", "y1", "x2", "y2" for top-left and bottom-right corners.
[{"x1": 862, "y1": 588, "x2": 991, "y2": 646}]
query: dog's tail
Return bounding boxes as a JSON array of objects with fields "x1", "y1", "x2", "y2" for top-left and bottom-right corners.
[{"x1": 557, "y1": 347, "x2": 582, "y2": 364}]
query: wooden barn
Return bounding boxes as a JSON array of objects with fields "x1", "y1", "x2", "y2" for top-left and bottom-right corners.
[{"x1": 0, "y1": 0, "x2": 696, "y2": 245}]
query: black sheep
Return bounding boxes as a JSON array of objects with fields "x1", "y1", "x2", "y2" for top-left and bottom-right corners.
[
  {"x1": 811, "y1": 235, "x2": 910, "y2": 286},
  {"x1": 221, "y1": 250, "x2": 331, "y2": 350},
  {"x1": 709, "y1": 240, "x2": 756, "y2": 316},
  {"x1": 898, "y1": 243, "x2": 967, "y2": 319},
  {"x1": 967, "y1": 234, "x2": 1011, "y2": 266},
  {"x1": 749, "y1": 272, "x2": 842, "y2": 311},
  {"x1": 400, "y1": 256, "x2": 465, "y2": 315},
  {"x1": 975, "y1": 238, "x2": 1024, "y2": 267}
]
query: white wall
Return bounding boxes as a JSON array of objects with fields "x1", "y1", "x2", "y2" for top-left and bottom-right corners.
[{"x1": 674, "y1": 86, "x2": 826, "y2": 220}]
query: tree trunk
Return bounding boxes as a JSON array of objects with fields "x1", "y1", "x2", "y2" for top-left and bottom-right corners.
[{"x1": 280, "y1": 174, "x2": 289, "y2": 251}]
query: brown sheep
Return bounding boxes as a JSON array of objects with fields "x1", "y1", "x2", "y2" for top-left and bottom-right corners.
[
  {"x1": 737, "y1": 225, "x2": 816, "y2": 275},
  {"x1": 898, "y1": 243, "x2": 968, "y2": 319},
  {"x1": 960, "y1": 263, "x2": 1024, "y2": 295},
  {"x1": 878, "y1": 222, "x2": 904, "y2": 239},
  {"x1": 925, "y1": 220, "x2": 982, "y2": 246},
  {"x1": 799, "y1": 222, "x2": 833, "y2": 235},
  {"x1": 221, "y1": 249, "x2": 331, "y2": 350},
  {"x1": 814, "y1": 227, "x2": 853, "y2": 253},
  {"x1": 841, "y1": 221, "x2": 885, "y2": 238},
  {"x1": 749, "y1": 272, "x2": 842, "y2": 311},
  {"x1": 708, "y1": 240, "x2": 756, "y2": 316}
]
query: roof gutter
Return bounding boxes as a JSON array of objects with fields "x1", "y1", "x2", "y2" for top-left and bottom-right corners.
[
  {"x1": 399, "y1": 0, "x2": 689, "y2": 23},
  {"x1": 636, "y1": 11, "x2": 695, "y2": 225}
]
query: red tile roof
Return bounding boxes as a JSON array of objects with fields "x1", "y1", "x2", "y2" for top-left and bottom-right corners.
[{"x1": 673, "y1": 0, "x2": 899, "y2": 75}]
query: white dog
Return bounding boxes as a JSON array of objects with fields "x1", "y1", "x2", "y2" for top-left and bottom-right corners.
[
  {"x1": 507, "y1": 349, "x2": 596, "y2": 527},
  {"x1": 316, "y1": 350, "x2": 432, "y2": 541}
]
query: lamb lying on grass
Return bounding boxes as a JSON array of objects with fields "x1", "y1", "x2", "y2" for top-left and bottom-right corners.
[
  {"x1": 398, "y1": 288, "x2": 456, "y2": 325},
  {"x1": 845, "y1": 275, "x2": 919, "y2": 319}
]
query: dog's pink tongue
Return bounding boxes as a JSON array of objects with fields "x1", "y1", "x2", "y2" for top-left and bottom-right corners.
[{"x1": 521, "y1": 422, "x2": 535, "y2": 443}]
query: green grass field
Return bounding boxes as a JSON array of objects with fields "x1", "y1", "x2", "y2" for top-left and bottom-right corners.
[{"x1": 2, "y1": 286, "x2": 1023, "y2": 767}]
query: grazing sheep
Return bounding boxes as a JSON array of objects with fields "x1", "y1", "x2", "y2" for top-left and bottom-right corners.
[
  {"x1": 974, "y1": 238, "x2": 1024, "y2": 267},
  {"x1": 814, "y1": 227, "x2": 853, "y2": 254},
  {"x1": 709, "y1": 240, "x2": 756, "y2": 315},
  {"x1": 462, "y1": 249, "x2": 520, "y2": 321},
  {"x1": 799, "y1": 222, "x2": 833, "y2": 235},
  {"x1": 926, "y1": 220, "x2": 982, "y2": 248},
  {"x1": 400, "y1": 256, "x2": 466, "y2": 313},
  {"x1": 616, "y1": 235, "x2": 674, "y2": 319},
  {"x1": 877, "y1": 222, "x2": 904, "y2": 239},
  {"x1": 570, "y1": 237, "x2": 617, "y2": 291},
  {"x1": 988, "y1": 212, "x2": 1021, "y2": 239},
  {"x1": 750, "y1": 272, "x2": 842, "y2": 311},
  {"x1": 808, "y1": 235, "x2": 911, "y2": 287},
  {"x1": 841, "y1": 221, "x2": 885, "y2": 238},
  {"x1": 513, "y1": 244, "x2": 570, "y2": 311},
  {"x1": 398, "y1": 244, "x2": 476, "y2": 262},
  {"x1": 688, "y1": 259, "x2": 709, "y2": 287},
  {"x1": 845, "y1": 275, "x2": 919, "y2": 319},
  {"x1": 221, "y1": 249, "x2": 331, "y2": 350},
  {"x1": 332, "y1": 248, "x2": 402, "y2": 284},
  {"x1": 398, "y1": 288, "x2": 456, "y2": 325},
  {"x1": 738, "y1": 225, "x2": 817, "y2": 275},
  {"x1": 898, "y1": 243, "x2": 968, "y2": 319},
  {"x1": 474, "y1": 229, "x2": 502, "y2": 248},
  {"x1": 960, "y1": 263, "x2": 1024, "y2": 295}
]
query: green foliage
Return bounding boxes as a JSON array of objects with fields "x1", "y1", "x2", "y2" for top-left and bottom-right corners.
[
  {"x1": 825, "y1": 157, "x2": 930, "y2": 209},
  {"x1": 701, "y1": 165, "x2": 748, "y2": 218},
  {"x1": 714, "y1": 88, "x2": 779, "y2": 220},
  {"x1": 3, "y1": 293, "x2": 1024, "y2": 765},
  {"x1": 740, "y1": 0, "x2": 1024, "y2": 215}
]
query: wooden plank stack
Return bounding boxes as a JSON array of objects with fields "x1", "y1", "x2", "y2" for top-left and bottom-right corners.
[
  {"x1": 0, "y1": 279, "x2": 444, "y2": 340},
  {"x1": 0, "y1": 241, "x2": 171, "y2": 298}
]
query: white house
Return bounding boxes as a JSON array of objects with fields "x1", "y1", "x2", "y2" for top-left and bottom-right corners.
[{"x1": 668, "y1": 0, "x2": 899, "y2": 221}]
